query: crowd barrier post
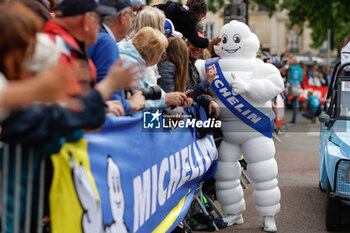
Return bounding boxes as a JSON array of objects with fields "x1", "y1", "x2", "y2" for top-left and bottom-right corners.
[{"x1": 0, "y1": 144, "x2": 45, "y2": 233}]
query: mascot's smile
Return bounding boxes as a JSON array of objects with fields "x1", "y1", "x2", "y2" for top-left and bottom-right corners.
[{"x1": 223, "y1": 47, "x2": 241, "y2": 53}]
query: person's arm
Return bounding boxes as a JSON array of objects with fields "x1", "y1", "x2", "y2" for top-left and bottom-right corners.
[
  {"x1": 109, "y1": 90, "x2": 132, "y2": 112},
  {"x1": 1, "y1": 63, "x2": 80, "y2": 110},
  {"x1": 196, "y1": 94, "x2": 212, "y2": 110},
  {"x1": 95, "y1": 59, "x2": 142, "y2": 101},
  {"x1": 182, "y1": 20, "x2": 209, "y2": 49},
  {"x1": 0, "y1": 89, "x2": 107, "y2": 145},
  {"x1": 189, "y1": 66, "x2": 216, "y2": 99}
]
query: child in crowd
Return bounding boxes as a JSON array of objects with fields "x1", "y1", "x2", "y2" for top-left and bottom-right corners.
[{"x1": 302, "y1": 91, "x2": 321, "y2": 123}]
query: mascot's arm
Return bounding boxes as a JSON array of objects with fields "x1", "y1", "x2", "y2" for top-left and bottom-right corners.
[{"x1": 244, "y1": 64, "x2": 284, "y2": 101}]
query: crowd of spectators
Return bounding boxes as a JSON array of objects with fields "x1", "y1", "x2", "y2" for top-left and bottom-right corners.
[{"x1": 259, "y1": 47, "x2": 332, "y2": 124}]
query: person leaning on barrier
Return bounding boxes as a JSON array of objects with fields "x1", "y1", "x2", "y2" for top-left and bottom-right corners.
[
  {"x1": 157, "y1": 37, "x2": 193, "y2": 119},
  {"x1": 119, "y1": 27, "x2": 192, "y2": 109},
  {"x1": 188, "y1": 33, "x2": 220, "y2": 118},
  {"x1": 158, "y1": 37, "x2": 189, "y2": 94},
  {"x1": 0, "y1": 3, "x2": 80, "y2": 122},
  {"x1": 127, "y1": 6, "x2": 165, "y2": 88},
  {"x1": 0, "y1": 1, "x2": 143, "y2": 145},
  {"x1": 88, "y1": 0, "x2": 146, "y2": 116},
  {"x1": 125, "y1": 6, "x2": 190, "y2": 109}
]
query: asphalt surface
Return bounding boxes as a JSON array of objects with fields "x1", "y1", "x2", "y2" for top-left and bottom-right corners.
[{"x1": 194, "y1": 109, "x2": 350, "y2": 233}]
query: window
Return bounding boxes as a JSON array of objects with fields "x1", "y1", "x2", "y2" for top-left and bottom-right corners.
[
  {"x1": 286, "y1": 30, "x2": 299, "y2": 54},
  {"x1": 204, "y1": 20, "x2": 217, "y2": 40}
]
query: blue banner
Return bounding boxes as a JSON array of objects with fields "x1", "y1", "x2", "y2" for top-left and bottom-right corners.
[
  {"x1": 83, "y1": 112, "x2": 218, "y2": 233},
  {"x1": 206, "y1": 57, "x2": 275, "y2": 138}
]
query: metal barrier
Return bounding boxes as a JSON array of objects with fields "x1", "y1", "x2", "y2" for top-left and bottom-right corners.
[{"x1": 1, "y1": 144, "x2": 45, "y2": 233}]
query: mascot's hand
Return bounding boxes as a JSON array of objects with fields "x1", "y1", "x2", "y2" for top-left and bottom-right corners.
[{"x1": 230, "y1": 73, "x2": 251, "y2": 95}]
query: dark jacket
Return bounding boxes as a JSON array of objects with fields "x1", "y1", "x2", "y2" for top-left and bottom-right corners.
[
  {"x1": 154, "y1": 2, "x2": 209, "y2": 49},
  {"x1": 157, "y1": 61, "x2": 177, "y2": 93},
  {"x1": 1, "y1": 89, "x2": 107, "y2": 145},
  {"x1": 187, "y1": 60, "x2": 212, "y2": 110}
]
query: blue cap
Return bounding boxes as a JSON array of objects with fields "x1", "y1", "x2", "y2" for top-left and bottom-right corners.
[
  {"x1": 266, "y1": 56, "x2": 276, "y2": 64},
  {"x1": 55, "y1": 0, "x2": 116, "y2": 17},
  {"x1": 164, "y1": 18, "x2": 183, "y2": 38}
]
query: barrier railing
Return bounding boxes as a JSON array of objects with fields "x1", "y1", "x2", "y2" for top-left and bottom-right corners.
[{"x1": 1, "y1": 144, "x2": 45, "y2": 233}]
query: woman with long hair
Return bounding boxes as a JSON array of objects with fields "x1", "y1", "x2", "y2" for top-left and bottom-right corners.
[{"x1": 158, "y1": 37, "x2": 189, "y2": 93}]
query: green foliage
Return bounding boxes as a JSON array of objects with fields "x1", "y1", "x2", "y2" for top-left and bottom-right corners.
[
  {"x1": 207, "y1": 0, "x2": 225, "y2": 13},
  {"x1": 251, "y1": 0, "x2": 350, "y2": 49}
]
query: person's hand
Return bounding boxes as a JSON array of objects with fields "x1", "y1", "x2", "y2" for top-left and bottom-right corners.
[
  {"x1": 37, "y1": 62, "x2": 84, "y2": 112},
  {"x1": 106, "y1": 100, "x2": 125, "y2": 116},
  {"x1": 208, "y1": 37, "x2": 221, "y2": 57},
  {"x1": 106, "y1": 59, "x2": 144, "y2": 90},
  {"x1": 209, "y1": 37, "x2": 221, "y2": 47},
  {"x1": 208, "y1": 100, "x2": 220, "y2": 118},
  {"x1": 96, "y1": 60, "x2": 144, "y2": 101},
  {"x1": 127, "y1": 91, "x2": 146, "y2": 112},
  {"x1": 206, "y1": 65, "x2": 217, "y2": 83},
  {"x1": 183, "y1": 97, "x2": 193, "y2": 108},
  {"x1": 165, "y1": 91, "x2": 187, "y2": 107},
  {"x1": 36, "y1": 62, "x2": 82, "y2": 101}
]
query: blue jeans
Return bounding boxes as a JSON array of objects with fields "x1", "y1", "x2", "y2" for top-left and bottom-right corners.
[
  {"x1": 291, "y1": 97, "x2": 299, "y2": 123},
  {"x1": 302, "y1": 110, "x2": 313, "y2": 120}
]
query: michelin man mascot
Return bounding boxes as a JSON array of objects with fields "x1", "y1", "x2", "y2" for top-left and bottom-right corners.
[{"x1": 196, "y1": 20, "x2": 283, "y2": 232}]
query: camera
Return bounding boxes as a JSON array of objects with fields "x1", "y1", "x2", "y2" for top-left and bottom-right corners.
[{"x1": 140, "y1": 86, "x2": 162, "y2": 100}]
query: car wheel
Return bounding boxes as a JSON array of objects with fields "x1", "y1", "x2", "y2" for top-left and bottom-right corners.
[{"x1": 325, "y1": 179, "x2": 342, "y2": 231}]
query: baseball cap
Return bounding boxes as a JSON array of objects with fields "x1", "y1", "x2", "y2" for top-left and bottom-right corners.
[
  {"x1": 55, "y1": 0, "x2": 116, "y2": 17},
  {"x1": 99, "y1": 0, "x2": 142, "y2": 12},
  {"x1": 164, "y1": 18, "x2": 183, "y2": 38}
]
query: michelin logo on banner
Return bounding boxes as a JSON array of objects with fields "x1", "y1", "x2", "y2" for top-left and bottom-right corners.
[
  {"x1": 143, "y1": 110, "x2": 221, "y2": 130},
  {"x1": 49, "y1": 113, "x2": 218, "y2": 233}
]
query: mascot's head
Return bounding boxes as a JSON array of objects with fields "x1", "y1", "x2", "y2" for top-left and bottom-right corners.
[
  {"x1": 214, "y1": 20, "x2": 259, "y2": 59},
  {"x1": 107, "y1": 155, "x2": 125, "y2": 220}
]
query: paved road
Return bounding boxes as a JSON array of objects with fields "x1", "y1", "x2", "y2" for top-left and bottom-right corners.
[{"x1": 195, "y1": 109, "x2": 350, "y2": 233}]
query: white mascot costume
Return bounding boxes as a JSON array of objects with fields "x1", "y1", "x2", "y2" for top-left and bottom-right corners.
[{"x1": 196, "y1": 20, "x2": 283, "y2": 232}]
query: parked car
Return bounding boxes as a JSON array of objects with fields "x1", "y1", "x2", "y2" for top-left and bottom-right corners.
[{"x1": 319, "y1": 61, "x2": 350, "y2": 231}]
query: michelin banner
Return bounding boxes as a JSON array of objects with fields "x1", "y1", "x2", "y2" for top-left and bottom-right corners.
[{"x1": 50, "y1": 111, "x2": 218, "y2": 233}]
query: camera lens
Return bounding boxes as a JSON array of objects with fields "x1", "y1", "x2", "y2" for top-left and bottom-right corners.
[{"x1": 141, "y1": 86, "x2": 162, "y2": 100}]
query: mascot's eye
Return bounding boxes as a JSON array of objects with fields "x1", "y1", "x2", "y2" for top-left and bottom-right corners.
[
  {"x1": 222, "y1": 34, "x2": 228, "y2": 44},
  {"x1": 233, "y1": 34, "x2": 241, "y2": 43}
]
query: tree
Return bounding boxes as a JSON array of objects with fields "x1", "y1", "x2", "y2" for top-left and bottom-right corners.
[
  {"x1": 207, "y1": 0, "x2": 225, "y2": 14},
  {"x1": 251, "y1": 0, "x2": 350, "y2": 50}
]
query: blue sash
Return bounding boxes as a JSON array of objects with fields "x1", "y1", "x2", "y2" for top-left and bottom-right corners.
[{"x1": 206, "y1": 57, "x2": 274, "y2": 138}]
